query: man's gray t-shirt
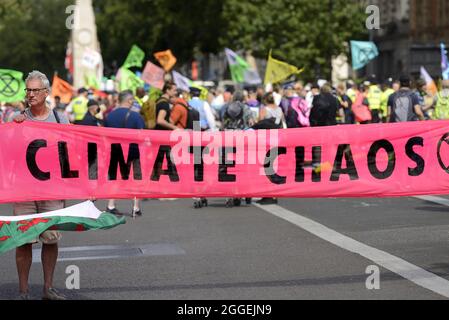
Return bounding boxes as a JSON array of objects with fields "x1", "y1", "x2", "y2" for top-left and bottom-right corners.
[{"x1": 24, "y1": 108, "x2": 70, "y2": 124}]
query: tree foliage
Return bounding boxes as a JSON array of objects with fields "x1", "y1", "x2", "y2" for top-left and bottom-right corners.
[
  {"x1": 94, "y1": 0, "x2": 225, "y2": 75},
  {"x1": 220, "y1": 0, "x2": 367, "y2": 80},
  {"x1": 0, "y1": 0, "x2": 366, "y2": 81},
  {"x1": 0, "y1": 0, "x2": 73, "y2": 77}
]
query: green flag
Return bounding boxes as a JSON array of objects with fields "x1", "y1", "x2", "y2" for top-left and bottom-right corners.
[
  {"x1": 0, "y1": 69, "x2": 26, "y2": 103},
  {"x1": 0, "y1": 201, "x2": 125, "y2": 255},
  {"x1": 225, "y1": 48, "x2": 249, "y2": 83},
  {"x1": 123, "y1": 45, "x2": 145, "y2": 69},
  {"x1": 149, "y1": 86, "x2": 162, "y2": 101},
  {"x1": 119, "y1": 68, "x2": 145, "y2": 93},
  {"x1": 84, "y1": 73, "x2": 100, "y2": 90}
]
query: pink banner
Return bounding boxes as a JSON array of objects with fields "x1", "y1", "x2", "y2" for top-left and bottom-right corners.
[
  {"x1": 141, "y1": 61, "x2": 165, "y2": 89},
  {"x1": 2, "y1": 121, "x2": 449, "y2": 203}
]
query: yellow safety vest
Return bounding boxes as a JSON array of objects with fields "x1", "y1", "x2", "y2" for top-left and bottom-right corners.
[
  {"x1": 347, "y1": 88, "x2": 357, "y2": 103},
  {"x1": 72, "y1": 97, "x2": 88, "y2": 121},
  {"x1": 380, "y1": 88, "x2": 394, "y2": 116},
  {"x1": 367, "y1": 85, "x2": 382, "y2": 110}
]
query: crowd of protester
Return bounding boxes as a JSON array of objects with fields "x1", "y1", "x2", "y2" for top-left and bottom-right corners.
[{"x1": 3, "y1": 75, "x2": 447, "y2": 131}]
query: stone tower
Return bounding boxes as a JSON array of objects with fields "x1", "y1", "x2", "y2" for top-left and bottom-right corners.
[{"x1": 71, "y1": 0, "x2": 102, "y2": 89}]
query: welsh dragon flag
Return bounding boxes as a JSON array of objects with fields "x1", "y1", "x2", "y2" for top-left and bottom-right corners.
[{"x1": 0, "y1": 201, "x2": 125, "y2": 255}]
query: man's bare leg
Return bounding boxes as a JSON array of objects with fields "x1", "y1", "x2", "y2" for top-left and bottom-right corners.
[
  {"x1": 42, "y1": 243, "x2": 58, "y2": 292},
  {"x1": 16, "y1": 244, "x2": 32, "y2": 294},
  {"x1": 107, "y1": 199, "x2": 116, "y2": 210}
]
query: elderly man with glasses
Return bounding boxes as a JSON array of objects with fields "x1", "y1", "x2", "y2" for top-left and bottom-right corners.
[{"x1": 13, "y1": 70, "x2": 69, "y2": 300}]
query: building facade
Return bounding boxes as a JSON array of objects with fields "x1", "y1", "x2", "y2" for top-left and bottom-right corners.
[{"x1": 367, "y1": 0, "x2": 449, "y2": 81}]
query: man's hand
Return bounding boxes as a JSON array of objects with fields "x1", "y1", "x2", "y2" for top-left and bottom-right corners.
[{"x1": 13, "y1": 114, "x2": 26, "y2": 123}]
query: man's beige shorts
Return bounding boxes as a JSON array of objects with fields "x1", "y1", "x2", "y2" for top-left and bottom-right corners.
[{"x1": 13, "y1": 200, "x2": 64, "y2": 245}]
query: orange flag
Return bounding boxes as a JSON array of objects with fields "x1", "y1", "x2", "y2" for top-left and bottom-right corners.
[
  {"x1": 51, "y1": 75, "x2": 74, "y2": 104},
  {"x1": 154, "y1": 49, "x2": 177, "y2": 72}
]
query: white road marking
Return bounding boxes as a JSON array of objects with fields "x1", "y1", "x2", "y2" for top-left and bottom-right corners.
[
  {"x1": 414, "y1": 195, "x2": 449, "y2": 207},
  {"x1": 254, "y1": 203, "x2": 449, "y2": 299}
]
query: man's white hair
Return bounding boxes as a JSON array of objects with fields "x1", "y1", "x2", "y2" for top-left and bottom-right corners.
[{"x1": 25, "y1": 70, "x2": 50, "y2": 89}]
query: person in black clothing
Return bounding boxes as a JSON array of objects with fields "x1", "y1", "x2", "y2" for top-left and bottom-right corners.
[
  {"x1": 155, "y1": 81, "x2": 178, "y2": 130},
  {"x1": 309, "y1": 84, "x2": 340, "y2": 127},
  {"x1": 336, "y1": 84, "x2": 353, "y2": 124},
  {"x1": 387, "y1": 75, "x2": 425, "y2": 123},
  {"x1": 79, "y1": 99, "x2": 103, "y2": 126}
]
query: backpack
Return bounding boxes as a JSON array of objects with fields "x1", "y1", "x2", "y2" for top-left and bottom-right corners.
[
  {"x1": 391, "y1": 91, "x2": 416, "y2": 122},
  {"x1": 178, "y1": 102, "x2": 200, "y2": 130},
  {"x1": 141, "y1": 96, "x2": 165, "y2": 129},
  {"x1": 435, "y1": 92, "x2": 449, "y2": 120},
  {"x1": 351, "y1": 93, "x2": 372, "y2": 123},
  {"x1": 286, "y1": 97, "x2": 310, "y2": 128},
  {"x1": 223, "y1": 101, "x2": 246, "y2": 130}
]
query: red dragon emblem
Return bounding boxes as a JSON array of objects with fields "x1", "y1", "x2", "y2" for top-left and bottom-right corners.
[
  {"x1": 0, "y1": 221, "x2": 12, "y2": 242},
  {"x1": 0, "y1": 236, "x2": 11, "y2": 242},
  {"x1": 0, "y1": 221, "x2": 11, "y2": 229},
  {"x1": 17, "y1": 218, "x2": 51, "y2": 233}
]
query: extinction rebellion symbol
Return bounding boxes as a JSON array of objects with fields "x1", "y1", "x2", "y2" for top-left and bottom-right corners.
[
  {"x1": 437, "y1": 133, "x2": 449, "y2": 174},
  {"x1": 0, "y1": 73, "x2": 21, "y2": 98}
]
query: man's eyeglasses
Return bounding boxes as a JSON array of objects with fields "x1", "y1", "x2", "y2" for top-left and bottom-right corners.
[{"x1": 25, "y1": 88, "x2": 47, "y2": 94}]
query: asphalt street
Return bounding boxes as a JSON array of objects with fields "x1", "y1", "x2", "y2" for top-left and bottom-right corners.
[{"x1": 1, "y1": 195, "x2": 449, "y2": 300}]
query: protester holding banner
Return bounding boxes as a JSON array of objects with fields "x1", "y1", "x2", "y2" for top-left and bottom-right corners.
[
  {"x1": 104, "y1": 90, "x2": 144, "y2": 216},
  {"x1": 12, "y1": 71, "x2": 69, "y2": 300}
]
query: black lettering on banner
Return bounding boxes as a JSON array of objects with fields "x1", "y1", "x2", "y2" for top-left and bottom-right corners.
[
  {"x1": 189, "y1": 146, "x2": 210, "y2": 182},
  {"x1": 436, "y1": 133, "x2": 449, "y2": 174},
  {"x1": 26, "y1": 139, "x2": 50, "y2": 181},
  {"x1": 264, "y1": 147, "x2": 287, "y2": 185},
  {"x1": 295, "y1": 146, "x2": 322, "y2": 182},
  {"x1": 405, "y1": 137, "x2": 424, "y2": 177},
  {"x1": 58, "y1": 142, "x2": 79, "y2": 179},
  {"x1": 367, "y1": 140, "x2": 395, "y2": 180},
  {"x1": 219, "y1": 147, "x2": 237, "y2": 182},
  {"x1": 151, "y1": 145, "x2": 179, "y2": 182},
  {"x1": 88, "y1": 143, "x2": 98, "y2": 180},
  {"x1": 108, "y1": 143, "x2": 142, "y2": 180},
  {"x1": 331, "y1": 144, "x2": 359, "y2": 181}
]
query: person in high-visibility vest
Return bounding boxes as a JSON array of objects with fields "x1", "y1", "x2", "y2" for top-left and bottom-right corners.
[
  {"x1": 380, "y1": 80, "x2": 396, "y2": 123},
  {"x1": 133, "y1": 87, "x2": 149, "y2": 112},
  {"x1": 346, "y1": 80, "x2": 358, "y2": 103},
  {"x1": 432, "y1": 80, "x2": 449, "y2": 120},
  {"x1": 67, "y1": 88, "x2": 88, "y2": 124},
  {"x1": 367, "y1": 79, "x2": 383, "y2": 123}
]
